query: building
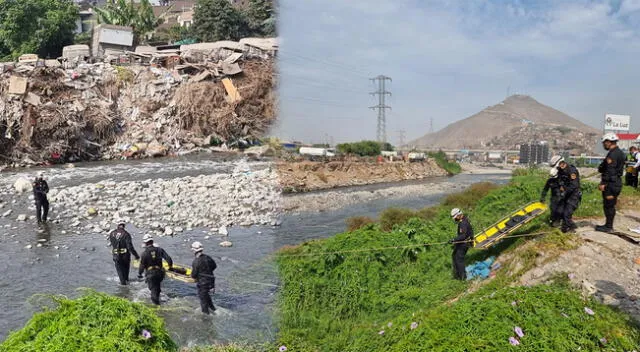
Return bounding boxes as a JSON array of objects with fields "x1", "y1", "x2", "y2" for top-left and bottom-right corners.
[
  {"x1": 92, "y1": 24, "x2": 134, "y2": 57},
  {"x1": 615, "y1": 133, "x2": 640, "y2": 151},
  {"x1": 519, "y1": 142, "x2": 549, "y2": 165}
]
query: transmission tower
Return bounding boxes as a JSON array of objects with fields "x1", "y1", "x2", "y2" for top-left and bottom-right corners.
[
  {"x1": 369, "y1": 75, "x2": 392, "y2": 143},
  {"x1": 429, "y1": 118, "x2": 434, "y2": 133},
  {"x1": 397, "y1": 130, "x2": 406, "y2": 148}
]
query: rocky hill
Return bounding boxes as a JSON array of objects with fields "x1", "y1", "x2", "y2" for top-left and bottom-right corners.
[{"x1": 410, "y1": 95, "x2": 600, "y2": 154}]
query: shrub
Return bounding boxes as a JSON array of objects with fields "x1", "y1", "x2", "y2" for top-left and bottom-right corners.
[
  {"x1": 379, "y1": 208, "x2": 417, "y2": 231},
  {"x1": 336, "y1": 141, "x2": 384, "y2": 156},
  {"x1": 346, "y1": 216, "x2": 376, "y2": 231},
  {"x1": 0, "y1": 290, "x2": 177, "y2": 352},
  {"x1": 428, "y1": 151, "x2": 461, "y2": 175}
]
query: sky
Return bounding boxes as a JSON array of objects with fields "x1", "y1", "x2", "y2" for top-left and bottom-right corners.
[{"x1": 272, "y1": 0, "x2": 640, "y2": 145}]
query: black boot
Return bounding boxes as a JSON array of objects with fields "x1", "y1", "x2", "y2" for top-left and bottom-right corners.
[{"x1": 595, "y1": 225, "x2": 613, "y2": 233}]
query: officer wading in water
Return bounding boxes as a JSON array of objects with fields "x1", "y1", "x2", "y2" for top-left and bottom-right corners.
[
  {"x1": 551, "y1": 155, "x2": 581, "y2": 233},
  {"x1": 596, "y1": 133, "x2": 626, "y2": 233},
  {"x1": 32, "y1": 172, "x2": 49, "y2": 223},
  {"x1": 138, "y1": 235, "x2": 173, "y2": 305},
  {"x1": 540, "y1": 167, "x2": 564, "y2": 228},
  {"x1": 109, "y1": 221, "x2": 140, "y2": 285},
  {"x1": 190, "y1": 241, "x2": 217, "y2": 314},
  {"x1": 448, "y1": 208, "x2": 473, "y2": 280}
]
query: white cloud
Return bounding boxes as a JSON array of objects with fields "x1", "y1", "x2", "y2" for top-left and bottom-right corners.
[{"x1": 274, "y1": 0, "x2": 640, "y2": 143}]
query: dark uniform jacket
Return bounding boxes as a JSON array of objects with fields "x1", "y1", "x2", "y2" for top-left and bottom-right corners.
[
  {"x1": 453, "y1": 216, "x2": 474, "y2": 246},
  {"x1": 599, "y1": 147, "x2": 626, "y2": 187},
  {"x1": 558, "y1": 165, "x2": 581, "y2": 199},
  {"x1": 108, "y1": 228, "x2": 139, "y2": 259},
  {"x1": 138, "y1": 246, "x2": 173, "y2": 276},
  {"x1": 541, "y1": 177, "x2": 564, "y2": 200},
  {"x1": 32, "y1": 179, "x2": 49, "y2": 202},
  {"x1": 191, "y1": 253, "x2": 217, "y2": 286}
]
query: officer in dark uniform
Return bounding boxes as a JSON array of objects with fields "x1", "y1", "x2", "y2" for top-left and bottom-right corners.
[
  {"x1": 596, "y1": 133, "x2": 627, "y2": 233},
  {"x1": 108, "y1": 221, "x2": 139, "y2": 285},
  {"x1": 540, "y1": 167, "x2": 564, "y2": 227},
  {"x1": 555, "y1": 156, "x2": 581, "y2": 233},
  {"x1": 138, "y1": 235, "x2": 173, "y2": 305},
  {"x1": 190, "y1": 241, "x2": 217, "y2": 314},
  {"x1": 626, "y1": 146, "x2": 639, "y2": 188},
  {"x1": 448, "y1": 208, "x2": 473, "y2": 280},
  {"x1": 32, "y1": 172, "x2": 49, "y2": 223}
]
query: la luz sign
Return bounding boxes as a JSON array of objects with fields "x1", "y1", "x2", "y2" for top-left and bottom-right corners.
[{"x1": 604, "y1": 114, "x2": 630, "y2": 131}]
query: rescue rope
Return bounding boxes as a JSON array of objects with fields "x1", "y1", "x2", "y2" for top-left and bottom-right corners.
[{"x1": 274, "y1": 231, "x2": 553, "y2": 258}]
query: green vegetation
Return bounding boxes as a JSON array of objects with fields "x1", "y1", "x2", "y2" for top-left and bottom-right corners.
[
  {"x1": 0, "y1": 0, "x2": 79, "y2": 60},
  {"x1": 192, "y1": 0, "x2": 275, "y2": 43},
  {"x1": 429, "y1": 151, "x2": 462, "y2": 175},
  {"x1": 336, "y1": 140, "x2": 392, "y2": 156},
  {"x1": 94, "y1": 0, "x2": 162, "y2": 45},
  {"x1": 0, "y1": 290, "x2": 177, "y2": 352},
  {"x1": 276, "y1": 173, "x2": 640, "y2": 351}
]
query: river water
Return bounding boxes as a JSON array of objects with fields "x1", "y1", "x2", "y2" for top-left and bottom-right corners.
[{"x1": 0, "y1": 156, "x2": 509, "y2": 346}]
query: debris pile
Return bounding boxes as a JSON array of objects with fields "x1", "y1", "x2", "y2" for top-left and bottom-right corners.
[{"x1": 0, "y1": 37, "x2": 277, "y2": 166}]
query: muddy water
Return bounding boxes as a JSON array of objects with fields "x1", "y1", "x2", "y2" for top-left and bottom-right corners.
[{"x1": 0, "y1": 157, "x2": 509, "y2": 346}]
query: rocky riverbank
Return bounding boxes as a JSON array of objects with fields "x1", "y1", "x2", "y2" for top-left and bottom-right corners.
[
  {"x1": 5, "y1": 160, "x2": 281, "y2": 239},
  {"x1": 277, "y1": 159, "x2": 448, "y2": 193}
]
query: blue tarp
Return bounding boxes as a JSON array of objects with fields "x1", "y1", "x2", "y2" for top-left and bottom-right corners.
[{"x1": 465, "y1": 256, "x2": 496, "y2": 280}]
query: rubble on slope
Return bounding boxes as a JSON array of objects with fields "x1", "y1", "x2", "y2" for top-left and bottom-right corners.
[{"x1": 0, "y1": 38, "x2": 277, "y2": 167}]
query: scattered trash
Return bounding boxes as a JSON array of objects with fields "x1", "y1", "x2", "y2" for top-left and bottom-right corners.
[
  {"x1": 584, "y1": 307, "x2": 595, "y2": 316},
  {"x1": 508, "y1": 336, "x2": 520, "y2": 346},
  {"x1": 465, "y1": 256, "x2": 496, "y2": 280},
  {"x1": 514, "y1": 326, "x2": 524, "y2": 338},
  {"x1": 410, "y1": 322, "x2": 418, "y2": 330}
]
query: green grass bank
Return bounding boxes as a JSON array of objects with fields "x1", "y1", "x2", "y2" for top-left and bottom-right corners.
[{"x1": 275, "y1": 169, "x2": 640, "y2": 351}]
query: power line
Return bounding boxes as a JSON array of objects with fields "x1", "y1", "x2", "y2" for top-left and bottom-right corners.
[
  {"x1": 281, "y1": 96, "x2": 359, "y2": 108},
  {"x1": 278, "y1": 56, "x2": 370, "y2": 80},
  {"x1": 397, "y1": 129, "x2": 406, "y2": 147},
  {"x1": 369, "y1": 75, "x2": 392, "y2": 143},
  {"x1": 278, "y1": 50, "x2": 373, "y2": 77}
]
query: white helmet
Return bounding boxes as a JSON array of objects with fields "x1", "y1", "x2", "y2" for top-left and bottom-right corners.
[
  {"x1": 549, "y1": 155, "x2": 564, "y2": 167},
  {"x1": 116, "y1": 219, "x2": 125, "y2": 226},
  {"x1": 450, "y1": 208, "x2": 462, "y2": 219},
  {"x1": 549, "y1": 168, "x2": 558, "y2": 178},
  {"x1": 191, "y1": 241, "x2": 204, "y2": 253},
  {"x1": 142, "y1": 234, "x2": 153, "y2": 243},
  {"x1": 602, "y1": 132, "x2": 619, "y2": 142},
  {"x1": 37, "y1": 171, "x2": 45, "y2": 178}
]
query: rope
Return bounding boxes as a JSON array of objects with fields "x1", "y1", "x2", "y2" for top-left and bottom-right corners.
[{"x1": 275, "y1": 231, "x2": 552, "y2": 258}]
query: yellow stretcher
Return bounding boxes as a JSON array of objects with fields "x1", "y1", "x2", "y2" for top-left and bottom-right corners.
[
  {"x1": 473, "y1": 201, "x2": 548, "y2": 249},
  {"x1": 132, "y1": 260, "x2": 195, "y2": 283}
]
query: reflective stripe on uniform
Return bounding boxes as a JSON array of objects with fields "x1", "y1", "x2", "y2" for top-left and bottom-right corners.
[{"x1": 112, "y1": 248, "x2": 128, "y2": 254}]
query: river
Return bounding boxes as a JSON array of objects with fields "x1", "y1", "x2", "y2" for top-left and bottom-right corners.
[{"x1": 0, "y1": 156, "x2": 509, "y2": 346}]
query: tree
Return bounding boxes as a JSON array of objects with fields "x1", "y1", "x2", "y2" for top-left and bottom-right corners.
[
  {"x1": 245, "y1": 0, "x2": 276, "y2": 36},
  {"x1": 153, "y1": 24, "x2": 193, "y2": 44},
  {"x1": 94, "y1": 0, "x2": 164, "y2": 45},
  {"x1": 192, "y1": 0, "x2": 248, "y2": 42},
  {"x1": 0, "y1": 0, "x2": 79, "y2": 60}
]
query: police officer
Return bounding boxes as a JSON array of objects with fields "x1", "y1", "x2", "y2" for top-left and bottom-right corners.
[
  {"x1": 540, "y1": 167, "x2": 564, "y2": 227},
  {"x1": 448, "y1": 208, "x2": 473, "y2": 280},
  {"x1": 596, "y1": 133, "x2": 626, "y2": 233},
  {"x1": 626, "y1": 146, "x2": 639, "y2": 188},
  {"x1": 552, "y1": 156, "x2": 581, "y2": 233},
  {"x1": 137, "y1": 234, "x2": 173, "y2": 305},
  {"x1": 108, "y1": 221, "x2": 139, "y2": 285},
  {"x1": 32, "y1": 172, "x2": 49, "y2": 223},
  {"x1": 190, "y1": 241, "x2": 217, "y2": 314}
]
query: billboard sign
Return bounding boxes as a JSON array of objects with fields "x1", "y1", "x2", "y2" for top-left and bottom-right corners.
[{"x1": 604, "y1": 114, "x2": 630, "y2": 131}]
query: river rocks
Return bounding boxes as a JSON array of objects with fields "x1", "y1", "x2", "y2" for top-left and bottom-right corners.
[
  {"x1": 2, "y1": 210, "x2": 12, "y2": 217},
  {"x1": 219, "y1": 241, "x2": 233, "y2": 247},
  {"x1": 25, "y1": 244, "x2": 32, "y2": 249},
  {"x1": 87, "y1": 207, "x2": 98, "y2": 216},
  {"x1": 16, "y1": 214, "x2": 27, "y2": 221},
  {"x1": 45, "y1": 160, "x2": 281, "y2": 233},
  {"x1": 13, "y1": 178, "x2": 31, "y2": 193}
]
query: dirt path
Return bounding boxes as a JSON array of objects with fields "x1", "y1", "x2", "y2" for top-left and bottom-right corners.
[{"x1": 519, "y1": 214, "x2": 640, "y2": 321}]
